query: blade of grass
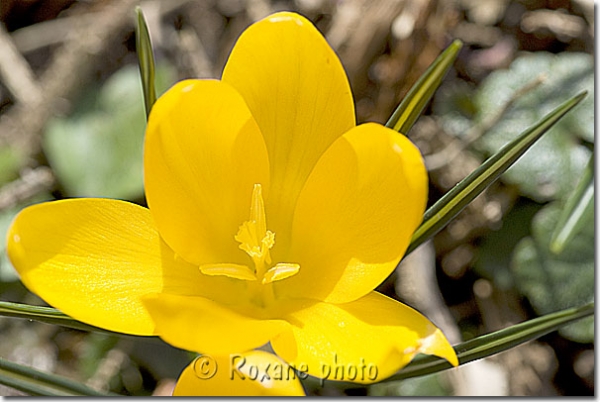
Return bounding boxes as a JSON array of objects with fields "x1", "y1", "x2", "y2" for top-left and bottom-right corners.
[
  {"x1": 550, "y1": 153, "x2": 594, "y2": 254},
  {"x1": 0, "y1": 301, "x2": 121, "y2": 335},
  {"x1": 0, "y1": 357, "x2": 117, "y2": 396},
  {"x1": 385, "y1": 39, "x2": 463, "y2": 134},
  {"x1": 135, "y1": 6, "x2": 157, "y2": 118},
  {"x1": 405, "y1": 91, "x2": 587, "y2": 256},
  {"x1": 384, "y1": 302, "x2": 594, "y2": 382}
]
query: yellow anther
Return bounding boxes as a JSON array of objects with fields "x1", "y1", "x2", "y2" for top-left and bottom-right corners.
[
  {"x1": 262, "y1": 263, "x2": 301, "y2": 284},
  {"x1": 199, "y1": 264, "x2": 257, "y2": 281}
]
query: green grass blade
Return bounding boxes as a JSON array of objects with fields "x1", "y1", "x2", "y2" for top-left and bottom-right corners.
[
  {"x1": 406, "y1": 91, "x2": 587, "y2": 256},
  {"x1": 0, "y1": 357, "x2": 117, "y2": 396},
  {"x1": 0, "y1": 301, "x2": 117, "y2": 335},
  {"x1": 385, "y1": 39, "x2": 463, "y2": 134},
  {"x1": 550, "y1": 153, "x2": 594, "y2": 254},
  {"x1": 383, "y1": 302, "x2": 594, "y2": 382},
  {"x1": 135, "y1": 6, "x2": 157, "y2": 118}
]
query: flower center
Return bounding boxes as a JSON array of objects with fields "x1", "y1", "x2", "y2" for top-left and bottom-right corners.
[{"x1": 199, "y1": 184, "x2": 300, "y2": 287}]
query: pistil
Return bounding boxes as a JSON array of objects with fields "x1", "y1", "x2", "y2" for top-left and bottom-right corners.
[{"x1": 198, "y1": 184, "x2": 300, "y2": 307}]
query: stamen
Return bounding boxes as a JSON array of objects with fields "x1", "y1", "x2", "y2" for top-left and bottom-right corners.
[
  {"x1": 262, "y1": 263, "x2": 301, "y2": 284},
  {"x1": 199, "y1": 264, "x2": 257, "y2": 281}
]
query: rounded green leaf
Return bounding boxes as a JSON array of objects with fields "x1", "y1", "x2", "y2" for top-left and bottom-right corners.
[
  {"x1": 475, "y1": 52, "x2": 593, "y2": 201},
  {"x1": 43, "y1": 63, "x2": 175, "y2": 199},
  {"x1": 512, "y1": 203, "x2": 594, "y2": 342}
]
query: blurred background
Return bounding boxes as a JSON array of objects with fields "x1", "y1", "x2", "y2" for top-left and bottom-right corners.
[{"x1": 0, "y1": 0, "x2": 594, "y2": 396}]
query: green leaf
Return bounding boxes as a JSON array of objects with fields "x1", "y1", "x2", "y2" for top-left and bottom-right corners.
[
  {"x1": 135, "y1": 6, "x2": 157, "y2": 118},
  {"x1": 369, "y1": 372, "x2": 451, "y2": 396},
  {"x1": 43, "y1": 63, "x2": 175, "y2": 199},
  {"x1": 0, "y1": 357, "x2": 116, "y2": 396},
  {"x1": 384, "y1": 302, "x2": 593, "y2": 382},
  {"x1": 472, "y1": 200, "x2": 541, "y2": 290},
  {"x1": 512, "y1": 203, "x2": 594, "y2": 342},
  {"x1": 0, "y1": 301, "x2": 120, "y2": 335},
  {"x1": 550, "y1": 154, "x2": 594, "y2": 254},
  {"x1": 0, "y1": 301, "x2": 161, "y2": 342},
  {"x1": 405, "y1": 91, "x2": 587, "y2": 256},
  {"x1": 386, "y1": 39, "x2": 462, "y2": 134},
  {"x1": 476, "y1": 52, "x2": 594, "y2": 144},
  {"x1": 470, "y1": 52, "x2": 593, "y2": 201}
]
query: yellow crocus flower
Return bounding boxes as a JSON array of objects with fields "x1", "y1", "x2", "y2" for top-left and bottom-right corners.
[{"x1": 6, "y1": 12, "x2": 458, "y2": 394}]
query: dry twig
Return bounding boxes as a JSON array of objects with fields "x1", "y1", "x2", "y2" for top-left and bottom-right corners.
[{"x1": 0, "y1": 0, "x2": 139, "y2": 162}]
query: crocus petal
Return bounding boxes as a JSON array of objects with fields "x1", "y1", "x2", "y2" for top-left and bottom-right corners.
[
  {"x1": 142, "y1": 293, "x2": 290, "y2": 355},
  {"x1": 222, "y1": 12, "x2": 355, "y2": 240},
  {"x1": 271, "y1": 292, "x2": 458, "y2": 384},
  {"x1": 277, "y1": 123, "x2": 427, "y2": 303},
  {"x1": 173, "y1": 351, "x2": 306, "y2": 396},
  {"x1": 145, "y1": 79, "x2": 269, "y2": 267},
  {"x1": 6, "y1": 198, "x2": 203, "y2": 335}
]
